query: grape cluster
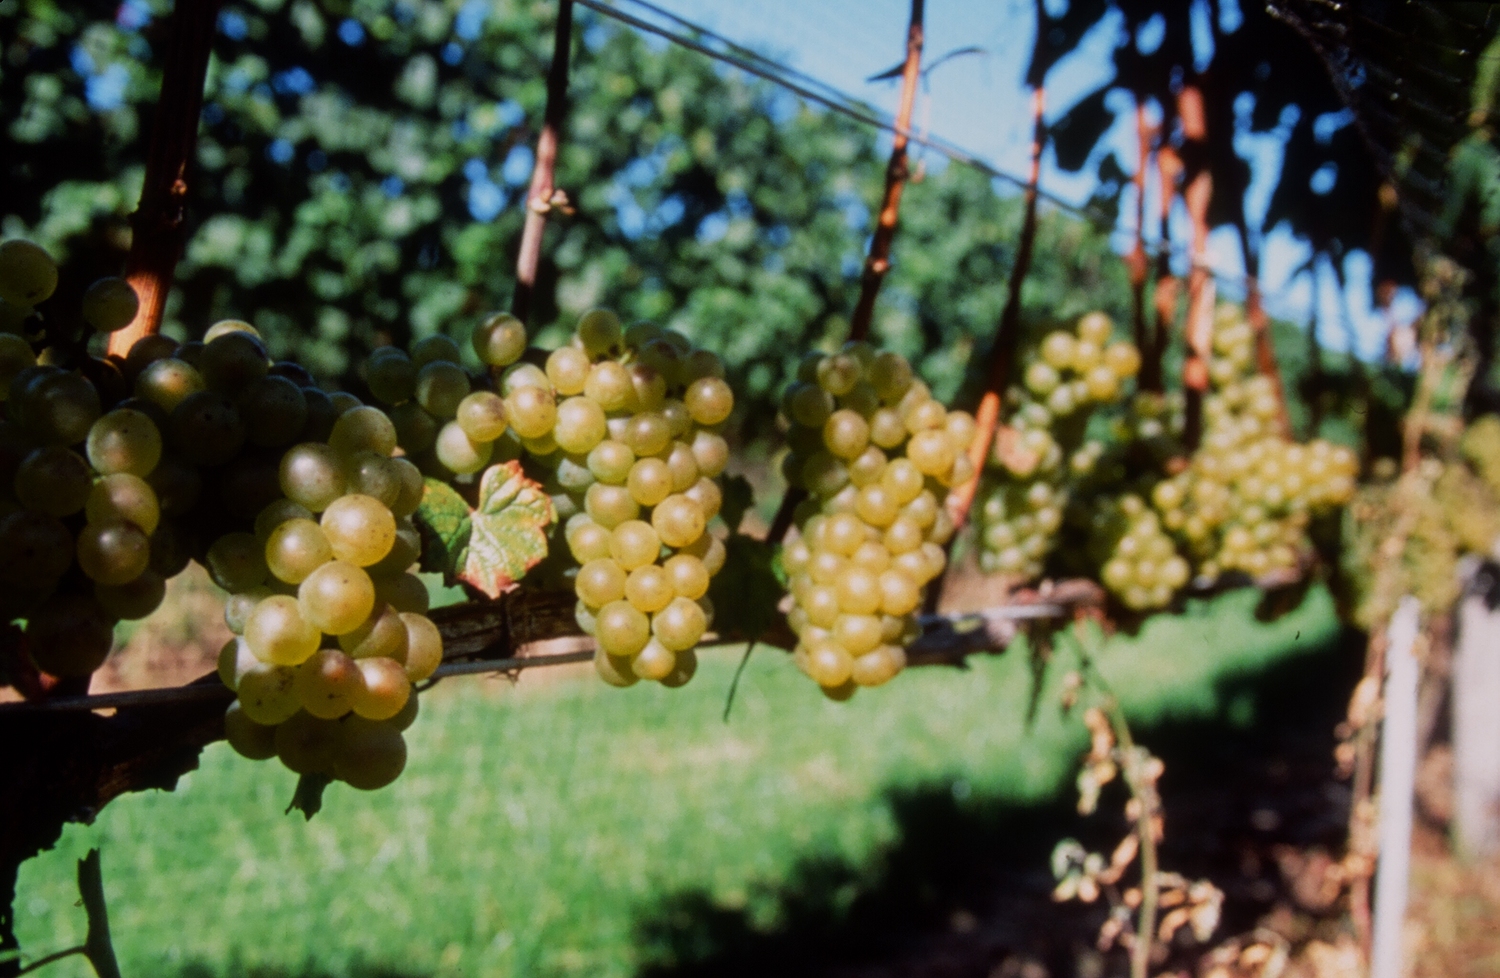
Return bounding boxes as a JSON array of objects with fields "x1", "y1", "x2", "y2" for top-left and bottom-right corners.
[
  {"x1": 778, "y1": 344, "x2": 974, "y2": 698},
  {"x1": 0, "y1": 239, "x2": 442, "y2": 792},
  {"x1": 977, "y1": 313, "x2": 1140, "y2": 579},
  {"x1": 1149, "y1": 312, "x2": 1356, "y2": 583},
  {"x1": 1092, "y1": 495, "x2": 1191, "y2": 611},
  {"x1": 487, "y1": 309, "x2": 731, "y2": 688}
]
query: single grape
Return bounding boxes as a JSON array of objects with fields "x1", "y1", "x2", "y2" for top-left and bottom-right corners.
[
  {"x1": 627, "y1": 457, "x2": 673, "y2": 507},
  {"x1": 588, "y1": 440, "x2": 635, "y2": 484},
  {"x1": 295, "y1": 647, "x2": 362, "y2": 719},
  {"x1": 577, "y1": 558, "x2": 628, "y2": 606},
  {"x1": 351, "y1": 656, "x2": 411, "y2": 720},
  {"x1": 663, "y1": 553, "x2": 709, "y2": 600},
  {"x1": 804, "y1": 641, "x2": 853, "y2": 688},
  {"x1": 415, "y1": 361, "x2": 470, "y2": 419},
  {"x1": 199, "y1": 332, "x2": 269, "y2": 394},
  {"x1": 299, "y1": 559, "x2": 376, "y2": 635},
  {"x1": 456, "y1": 391, "x2": 507, "y2": 443},
  {"x1": 411, "y1": 333, "x2": 463, "y2": 368},
  {"x1": 223, "y1": 700, "x2": 277, "y2": 760},
  {"x1": 472, "y1": 313, "x2": 528, "y2": 367},
  {"x1": 280, "y1": 442, "x2": 347, "y2": 511},
  {"x1": 15, "y1": 445, "x2": 91, "y2": 516},
  {"x1": 334, "y1": 717, "x2": 408, "y2": 790},
  {"x1": 329, "y1": 405, "x2": 398, "y2": 457},
  {"x1": 274, "y1": 710, "x2": 340, "y2": 775},
  {"x1": 265, "y1": 517, "x2": 333, "y2": 584},
  {"x1": 651, "y1": 596, "x2": 707, "y2": 651},
  {"x1": 623, "y1": 412, "x2": 671, "y2": 458},
  {"x1": 135, "y1": 358, "x2": 205, "y2": 413},
  {"x1": 595, "y1": 599, "x2": 650, "y2": 656},
  {"x1": 583, "y1": 361, "x2": 634, "y2": 412},
  {"x1": 26, "y1": 594, "x2": 114, "y2": 678},
  {"x1": 399, "y1": 612, "x2": 442, "y2": 680},
  {"x1": 27, "y1": 371, "x2": 102, "y2": 445},
  {"x1": 0, "y1": 239, "x2": 58, "y2": 305},
  {"x1": 625, "y1": 564, "x2": 674, "y2": 613},
  {"x1": 236, "y1": 663, "x2": 301, "y2": 725},
  {"x1": 86, "y1": 473, "x2": 159, "y2": 535},
  {"x1": 546, "y1": 346, "x2": 591, "y2": 395},
  {"x1": 651, "y1": 494, "x2": 706, "y2": 548},
  {"x1": 77, "y1": 519, "x2": 150, "y2": 585},
  {"x1": 577, "y1": 308, "x2": 623, "y2": 355},
  {"x1": 435, "y1": 421, "x2": 495, "y2": 475},
  {"x1": 584, "y1": 482, "x2": 640, "y2": 529},
  {"x1": 505, "y1": 385, "x2": 557, "y2": 440}
]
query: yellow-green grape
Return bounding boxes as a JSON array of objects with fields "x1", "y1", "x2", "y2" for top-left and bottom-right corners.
[
  {"x1": 254, "y1": 498, "x2": 313, "y2": 543},
  {"x1": 652, "y1": 494, "x2": 706, "y2": 548},
  {"x1": 576, "y1": 558, "x2": 628, "y2": 606},
  {"x1": 472, "y1": 313, "x2": 528, "y2": 367},
  {"x1": 295, "y1": 647, "x2": 363, "y2": 719},
  {"x1": 266, "y1": 518, "x2": 333, "y2": 584},
  {"x1": 365, "y1": 347, "x2": 417, "y2": 405},
  {"x1": 627, "y1": 457, "x2": 672, "y2": 507},
  {"x1": 198, "y1": 332, "x2": 269, "y2": 395},
  {"x1": 280, "y1": 442, "x2": 347, "y2": 511},
  {"x1": 609, "y1": 520, "x2": 660, "y2": 571},
  {"x1": 456, "y1": 391, "x2": 507, "y2": 443},
  {"x1": 299, "y1": 559, "x2": 376, "y2": 634},
  {"x1": 85, "y1": 473, "x2": 159, "y2": 535},
  {"x1": 0, "y1": 239, "x2": 59, "y2": 305},
  {"x1": 329, "y1": 405, "x2": 398, "y2": 457},
  {"x1": 76, "y1": 519, "x2": 150, "y2": 585},
  {"x1": 245, "y1": 594, "x2": 321, "y2": 666},
  {"x1": 505, "y1": 385, "x2": 556, "y2": 440},
  {"x1": 625, "y1": 564, "x2": 674, "y2": 613},
  {"x1": 415, "y1": 361, "x2": 470, "y2": 419},
  {"x1": 554, "y1": 396, "x2": 608, "y2": 454},
  {"x1": 15, "y1": 445, "x2": 91, "y2": 516},
  {"x1": 595, "y1": 599, "x2": 650, "y2": 656},
  {"x1": 339, "y1": 602, "x2": 409, "y2": 661},
  {"x1": 594, "y1": 647, "x2": 638, "y2": 687},
  {"x1": 351, "y1": 656, "x2": 411, "y2": 720},
  {"x1": 567, "y1": 519, "x2": 613, "y2": 563},
  {"x1": 546, "y1": 346, "x2": 591, "y2": 395},
  {"x1": 585, "y1": 482, "x2": 640, "y2": 529},
  {"x1": 622, "y1": 411, "x2": 671, "y2": 457},
  {"x1": 77, "y1": 277, "x2": 138, "y2": 332},
  {"x1": 435, "y1": 421, "x2": 494, "y2": 474},
  {"x1": 410, "y1": 333, "x2": 463, "y2": 368},
  {"x1": 389, "y1": 457, "x2": 425, "y2": 518},
  {"x1": 81, "y1": 410, "x2": 157, "y2": 480},
  {"x1": 223, "y1": 699, "x2": 278, "y2": 760},
  {"x1": 587, "y1": 440, "x2": 634, "y2": 484},
  {"x1": 630, "y1": 638, "x2": 675, "y2": 680},
  {"x1": 804, "y1": 641, "x2": 854, "y2": 688},
  {"x1": 135, "y1": 358, "x2": 204, "y2": 413},
  {"x1": 684, "y1": 377, "x2": 733, "y2": 426},
  {"x1": 201, "y1": 319, "x2": 260, "y2": 344},
  {"x1": 236, "y1": 663, "x2": 301, "y2": 724},
  {"x1": 652, "y1": 596, "x2": 707, "y2": 652},
  {"x1": 577, "y1": 308, "x2": 623, "y2": 356},
  {"x1": 319, "y1": 494, "x2": 395, "y2": 567},
  {"x1": 663, "y1": 553, "x2": 709, "y2": 600},
  {"x1": 399, "y1": 612, "x2": 443, "y2": 681},
  {"x1": 206, "y1": 531, "x2": 268, "y2": 591}
]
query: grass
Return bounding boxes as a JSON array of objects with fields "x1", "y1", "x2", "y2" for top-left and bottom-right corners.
[{"x1": 14, "y1": 584, "x2": 1341, "y2": 978}]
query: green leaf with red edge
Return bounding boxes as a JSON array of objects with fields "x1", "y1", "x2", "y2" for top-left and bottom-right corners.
[
  {"x1": 708, "y1": 534, "x2": 782, "y2": 645},
  {"x1": 415, "y1": 478, "x2": 472, "y2": 581},
  {"x1": 459, "y1": 460, "x2": 555, "y2": 598}
]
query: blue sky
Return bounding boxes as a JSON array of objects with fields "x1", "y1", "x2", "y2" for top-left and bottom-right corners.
[{"x1": 625, "y1": 0, "x2": 1421, "y2": 358}]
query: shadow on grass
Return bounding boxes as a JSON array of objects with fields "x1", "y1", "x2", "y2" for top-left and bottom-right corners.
[{"x1": 635, "y1": 626, "x2": 1364, "y2": 978}]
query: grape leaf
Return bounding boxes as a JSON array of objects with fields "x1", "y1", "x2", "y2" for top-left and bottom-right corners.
[
  {"x1": 460, "y1": 460, "x2": 555, "y2": 598},
  {"x1": 415, "y1": 477, "x2": 472, "y2": 580},
  {"x1": 708, "y1": 534, "x2": 783, "y2": 645},
  {"x1": 720, "y1": 474, "x2": 755, "y2": 533}
]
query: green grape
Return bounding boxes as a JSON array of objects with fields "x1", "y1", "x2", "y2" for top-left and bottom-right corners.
[
  {"x1": 690, "y1": 430, "x2": 729, "y2": 478},
  {"x1": 663, "y1": 553, "x2": 709, "y2": 600},
  {"x1": 85, "y1": 473, "x2": 159, "y2": 535},
  {"x1": 280, "y1": 442, "x2": 347, "y2": 511},
  {"x1": 199, "y1": 332, "x2": 269, "y2": 394},
  {"x1": 587, "y1": 440, "x2": 635, "y2": 484},
  {"x1": 351, "y1": 656, "x2": 411, "y2": 720},
  {"x1": 505, "y1": 385, "x2": 556, "y2": 439},
  {"x1": 576, "y1": 558, "x2": 628, "y2": 606},
  {"x1": 27, "y1": 371, "x2": 102, "y2": 445},
  {"x1": 625, "y1": 564, "x2": 674, "y2": 613},
  {"x1": 623, "y1": 412, "x2": 671, "y2": 457},
  {"x1": 236, "y1": 663, "x2": 301, "y2": 724},
  {"x1": 76, "y1": 519, "x2": 150, "y2": 585},
  {"x1": 295, "y1": 647, "x2": 362, "y2": 719},
  {"x1": 411, "y1": 334, "x2": 463, "y2": 368},
  {"x1": 456, "y1": 391, "x2": 507, "y2": 442},
  {"x1": 266, "y1": 518, "x2": 333, "y2": 584},
  {"x1": 399, "y1": 612, "x2": 443, "y2": 680},
  {"x1": 201, "y1": 319, "x2": 260, "y2": 344},
  {"x1": 366, "y1": 348, "x2": 417, "y2": 405},
  {"x1": 906, "y1": 429, "x2": 955, "y2": 477},
  {"x1": 595, "y1": 599, "x2": 650, "y2": 656},
  {"x1": 329, "y1": 405, "x2": 398, "y2": 457},
  {"x1": 95, "y1": 569, "x2": 166, "y2": 620},
  {"x1": 342, "y1": 450, "x2": 402, "y2": 508},
  {"x1": 472, "y1": 313, "x2": 528, "y2": 367},
  {"x1": 135, "y1": 358, "x2": 205, "y2": 413},
  {"x1": 577, "y1": 308, "x2": 623, "y2": 356},
  {"x1": 169, "y1": 391, "x2": 246, "y2": 466},
  {"x1": 239, "y1": 376, "x2": 308, "y2": 447},
  {"x1": 415, "y1": 361, "x2": 471, "y2": 419},
  {"x1": 15, "y1": 446, "x2": 91, "y2": 516},
  {"x1": 333, "y1": 717, "x2": 408, "y2": 790},
  {"x1": 546, "y1": 346, "x2": 591, "y2": 395},
  {"x1": 609, "y1": 520, "x2": 660, "y2": 571},
  {"x1": 273, "y1": 710, "x2": 339, "y2": 774},
  {"x1": 224, "y1": 586, "x2": 273, "y2": 635},
  {"x1": 298, "y1": 559, "x2": 376, "y2": 634},
  {"x1": 567, "y1": 519, "x2": 613, "y2": 562},
  {"x1": 389, "y1": 401, "x2": 439, "y2": 455},
  {"x1": 207, "y1": 532, "x2": 269, "y2": 592},
  {"x1": 665, "y1": 442, "x2": 699, "y2": 492},
  {"x1": 339, "y1": 602, "x2": 410, "y2": 661},
  {"x1": 0, "y1": 239, "x2": 58, "y2": 305},
  {"x1": 585, "y1": 482, "x2": 640, "y2": 529},
  {"x1": 877, "y1": 569, "x2": 921, "y2": 615},
  {"x1": 554, "y1": 396, "x2": 607, "y2": 454},
  {"x1": 122, "y1": 334, "x2": 180, "y2": 383},
  {"x1": 651, "y1": 596, "x2": 707, "y2": 651},
  {"x1": 583, "y1": 362, "x2": 633, "y2": 412},
  {"x1": 629, "y1": 364, "x2": 668, "y2": 410},
  {"x1": 389, "y1": 457, "x2": 425, "y2": 517},
  {"x1": 822, "y1": 410, "x2": 870, "y2": 460},
  {"x1": 804, "y1": 641, "x2": 854, "y2": 688},
  {"x1": 652, "y1": 494, "x2": 706, "y2": 548},
  {"x1": 223, "y1": 700, "x2": 278, "y2": 760},
  {"x1": 435, "y1": 421, "x2": 494, "y2": 474},
  {"x1": 627, "y1": 457, "x2": 673, "y2": 507},
  {"x1": 501, "y1": 362, "x2": 549, "y2": 394},
  {"x1": 631, "y1": 638, "x2": 676, "y2": 680},
  {"x1": 24, "y1": 594, "x2": 114, "y2": 678}
]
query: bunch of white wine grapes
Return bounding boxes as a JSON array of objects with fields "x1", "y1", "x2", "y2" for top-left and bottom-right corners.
[
  {"x1": 778, "y1": 343, "x2": 974, "y2": 698},
  {"x1": 1091, "y1": 494, "x2": 1191, "y2": 611},
  {"x1": 976, "y1": 313, "x2": 1140, "y2": 580},
  {"x1": 0, "y1": 238, "x2": 442, "y2": 792},
  {"x1": 1149, "y1": 307, "x2": 1356, "y2": 582},
  {"x1": 517, "y1": 309, "x2": 735, "y2": 688}
]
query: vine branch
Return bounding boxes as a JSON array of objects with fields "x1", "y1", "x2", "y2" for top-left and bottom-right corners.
[
  {"x1": 107, "y1": 0, "x2": 224, "y2": 358},
  {"x1": 511, "y1": 0, "x2": 575, "y2": 327}
]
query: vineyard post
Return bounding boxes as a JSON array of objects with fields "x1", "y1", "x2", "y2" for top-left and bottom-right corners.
[
  {"x1": 1369, "y1": 597, "x2": 1421, "y2": 978},
  {"x1": 106, "y1": 0, "x2": 224, "y2": 358},
  {"x1": 766, "y1": 0, "x2": 925, "y2": 544},
  {"x1": 510, "y1": 0, "x2": 575, "y2": 327},
  {"x1": 944, "y1": 84, "x2": 1046, "y2": 530},
  {"x1": 1178, "y1": 86, "x2": 1212, "y2": 453}
]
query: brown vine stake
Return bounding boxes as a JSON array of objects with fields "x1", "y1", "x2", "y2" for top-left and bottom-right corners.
[
  {"x1": 847, "y1": 0, "x2": 925, "y2": 342},
  {"x1": 106, "y1": 0, "x2": 224, "y2": 359},
  {"x1": 1178, "y1": 87, "x2": 1212, "y2": 452},
  {"x1": 1145, "y1": 145, "x2": 1181, "y2": 395},
  {"x1": 944, "y1": 85, "x2": 1046, "y2": 530},
  {"x1": 510, "y1": 0, "x2": 575, "y2": 327},
  {"x1": 765, "y1": 0, "x2": 925, "y2": 544},
  {"x1": 1126, "y1": 100, "x2": 1153, "y2": 372}
]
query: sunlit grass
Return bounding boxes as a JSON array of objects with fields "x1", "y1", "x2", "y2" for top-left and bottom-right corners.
[{"x1": 15, "y1": 586, "x2": 1339, "y2": 978}]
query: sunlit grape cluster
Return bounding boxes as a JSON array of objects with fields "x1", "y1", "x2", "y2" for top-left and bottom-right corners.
[
  {"x1": 1092, "y1": 494, "x2": 1190, "y2": 611},
  {"x1": 977, "y1": 313, "x2": 1139, "y2": 579},
  {"x1": 502, "y1": 309, "x2": 734, "y2": 688},
  {"x1": 778, "y1": 344, "x2": 974, "y2": 698},
  {"x1": 0, "y1": 239, "x2": 440, "y2": 792},
  {"x1": 1150, "y1": 309, "x2": 1356, "y2": 582}
]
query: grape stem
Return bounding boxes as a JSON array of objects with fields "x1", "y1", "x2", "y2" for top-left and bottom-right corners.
[
  {"x1": 847, "y1": 0, "x2": 925, "y2": 343},
  {"x1": 106, "y1": 0, "x2": 225, "y2": 358},
  {"x1": 511, "y1": 0, "x2": 575, "y2": 327},
  {"x1": 941, "y1": 84, "x2": 1046, "y2": 533}
]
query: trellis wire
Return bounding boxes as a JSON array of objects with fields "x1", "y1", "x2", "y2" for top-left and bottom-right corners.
[{"x1": 0, "y1": 605, "x2": 1069, "y2": 715}]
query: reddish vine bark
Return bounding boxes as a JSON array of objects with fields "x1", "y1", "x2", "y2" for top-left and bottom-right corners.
[
  {"x1": 847, "y1": 0, "x2": 925, "y2": 342},
  {"x1": 1145, "y1": 145, "x2": 1181, "y2": 396},
  {"x1": 1127, "y1": 100, "x2": 1153, "y2": 372},
  {"x1": 766, "y1": 0, "x2": 925, "y2": 543},
  {"x1": 510, "y1": 0, "x2": 575, "y2": 327},
  {"x1": 944, "y1": 85, "x2": 1046, "y2": 530},
  {"x1": 106, "y1": 0, "x2": 224, "y2": 359},
  {"x1": 1178, "y1": 87, "x2": 1213, "y2": 452}
]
